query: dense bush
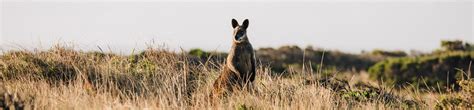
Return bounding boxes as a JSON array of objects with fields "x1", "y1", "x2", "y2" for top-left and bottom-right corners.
[
  {"x1": 255, "y1": 46, "x2": 380, "y2": 74},
  {"x1": 187, "y1": 45, "x2": 400, "y2": 76},
  {"x1": 188, "y1": 48, "x2": 210, "y2": 58},
  {"x1": 441, "y1": 40, "x2": 472, "y2": 51},
  {"x1": 188, "y1": 48, "x2": 227, "y2": 64},
  {"x1": 368, "y1": 51, "x2": 474, "y2": 89}
]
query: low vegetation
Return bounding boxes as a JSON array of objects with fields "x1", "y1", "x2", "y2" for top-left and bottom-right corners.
[
  {"x1": 0, "y1": 40, "x2": 473, "y2": 109},
  {"x1": 368, "y1": 51, "x2": 474, "y2": 90},
  {"x1": 190, "y1": 45, "x2": 389, "y2": 75}
]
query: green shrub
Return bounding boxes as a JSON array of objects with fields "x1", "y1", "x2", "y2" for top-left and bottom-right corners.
[
  {"x1": 441, "y1": 40, "x2": 472, "y2": 51},
  {"x1": 368, "y1": 52, "x2": 474, "y2": 90},
  {"x1": 188, "y1": 48, "x2": 209, "y2": 58}
]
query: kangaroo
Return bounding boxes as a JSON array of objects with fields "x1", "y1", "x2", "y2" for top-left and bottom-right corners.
[{"x1": 211, "y1": 19, "x2": 256, "y2": 98}]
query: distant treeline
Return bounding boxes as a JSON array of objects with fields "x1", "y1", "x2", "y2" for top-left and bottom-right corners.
[
  {"x1": 188, "y1": 40, "x2": 474, "y2": 89},
  {"x1": 188, "y1": 44, "x2": 412, "y2": 74}
]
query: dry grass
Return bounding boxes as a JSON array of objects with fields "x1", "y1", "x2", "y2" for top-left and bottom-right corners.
[{"x1": 0, "y1": 45, "x2": 471, "y2": 109}]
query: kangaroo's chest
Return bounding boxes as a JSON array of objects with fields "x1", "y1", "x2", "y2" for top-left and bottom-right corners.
[
  {"x1": 233, "y1": 52, "x2": 252, "y2": 71},
  {"x1": 228, "y1": 44, "x2": 254, "y2": 74}
]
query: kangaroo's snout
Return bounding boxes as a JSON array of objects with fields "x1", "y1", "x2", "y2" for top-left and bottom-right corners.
[{"x1": 234, "y1": 27, "x2": 247, "y2": 42}]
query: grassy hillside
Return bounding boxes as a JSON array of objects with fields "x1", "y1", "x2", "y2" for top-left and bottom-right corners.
[
  {"x1": 369, "y1": 51, "x2": 474, "y2": 90},
  {"x1": 0, "y1": 45, "x2": 472, "y2": 109}
]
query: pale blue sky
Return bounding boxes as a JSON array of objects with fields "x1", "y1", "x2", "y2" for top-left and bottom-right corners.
[{"x1": 1, "y1": 1, "x2": 473, "y2": 53}]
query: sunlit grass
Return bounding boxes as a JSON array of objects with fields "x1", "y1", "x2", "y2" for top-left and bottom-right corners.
[{"x1": 0, "y1": 45, "x2": 472, "y2": 109}]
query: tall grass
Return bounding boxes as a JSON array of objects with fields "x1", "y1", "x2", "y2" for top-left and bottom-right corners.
[{"x1": 0, "y1": 45, "x2": 471, "y2": 109}]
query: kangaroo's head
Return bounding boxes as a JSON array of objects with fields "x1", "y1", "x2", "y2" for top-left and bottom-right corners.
[{"x1": 231, "y1": 19, "x2": 249, "y2": 43}]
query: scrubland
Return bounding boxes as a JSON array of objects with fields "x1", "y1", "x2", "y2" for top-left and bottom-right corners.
[{"x1": 0, "y1": 44, "x2": 472, "y2": 109}]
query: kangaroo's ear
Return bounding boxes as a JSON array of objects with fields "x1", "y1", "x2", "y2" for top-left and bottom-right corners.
[
  {"x1": 232, "y1": 19, "x2": 239, "y2": 28},
  {"x1": 242, "y1": 19, "x2": 249, "y2": 29}
]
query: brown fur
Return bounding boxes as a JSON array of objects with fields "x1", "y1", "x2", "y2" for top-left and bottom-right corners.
[{"x1": 211, "y1": 19, "x2": 256, "y2": 98}]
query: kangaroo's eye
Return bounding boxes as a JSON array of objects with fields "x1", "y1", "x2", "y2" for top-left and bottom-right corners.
[{"x1": 237, "y1": 31, "x2": 244, "y2": 36}]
